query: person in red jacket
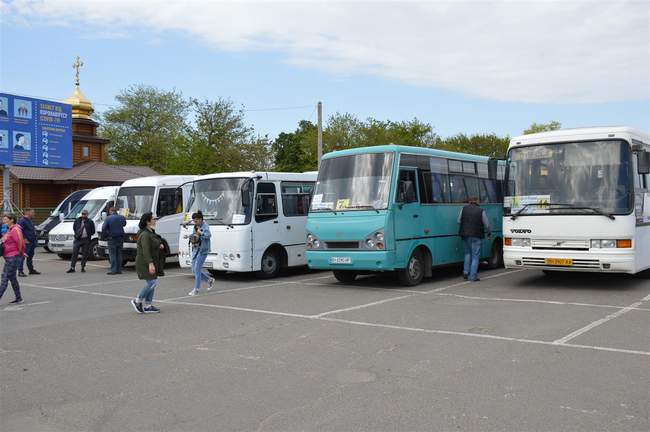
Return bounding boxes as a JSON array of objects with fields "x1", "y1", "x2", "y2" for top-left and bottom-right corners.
[{"x1": 0, "y1": 214, "x2": 26, "y2": 304}]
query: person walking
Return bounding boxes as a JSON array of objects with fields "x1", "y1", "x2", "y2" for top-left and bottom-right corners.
[
  {"x1": 188, "y1": 211, "x2": 214, "y2": 296},
  {"x1": 102, "y1": 207, "x2": 126, "y2": 275},
  {"x1": 18, "y1": 208, "x2": 40, "y2": 277},
  {"x1": 0, "y1": 214, "x2": 26, "y2": 304},
  {"x1": 67, "y1": 209, "x2": 95, "y2": 273},
  {"x1": 458, "y1": 197, "x2": 492, "y2": 282},
  {"x1": 131, "y1": 212, "x2": 164, "y2": 314}
]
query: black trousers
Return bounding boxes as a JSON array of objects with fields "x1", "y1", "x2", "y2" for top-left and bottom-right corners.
[{"x1": 71, "y1": 238, "x2": 91, "y2": 269}]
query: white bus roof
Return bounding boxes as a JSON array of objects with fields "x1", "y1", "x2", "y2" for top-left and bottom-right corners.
[
  {"x1": 192, "y1": 171, "x2": 318, "y2": 182},
  {"x1": 510, "y1": 126, "x2": 650, "y2": 148},
  {"x1": 119, "y1": 175, "x2": 197, "y2": 188},
  {"x1": 81, "y1": 186, "x2": 119, "y2": 200}
]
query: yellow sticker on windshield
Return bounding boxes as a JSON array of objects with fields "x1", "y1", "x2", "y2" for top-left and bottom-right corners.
[{"x1": 336, "y1": 199, "x2": 350, "y2": 210}]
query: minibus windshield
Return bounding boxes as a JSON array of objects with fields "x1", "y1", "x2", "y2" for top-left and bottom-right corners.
[
  {"x1": 187, "y1": 178, "x2": 252, "y2": 225},
  {"x1": 65, "y1": 200, "x2": 105, "y2": 220},
  {"x1": 505, "y1": 140, "x2": 633, "y2": 216},
  {"x1": 311, "y1": 152, "x2": 394, "y2": 212},
  {"x1": 116, "y1": 187, "x2": 155, "y2": 220}
]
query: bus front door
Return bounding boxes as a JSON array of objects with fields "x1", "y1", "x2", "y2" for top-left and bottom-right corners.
[{"x1": 394, "y1": 168, "x2": 421, "y2": 267}]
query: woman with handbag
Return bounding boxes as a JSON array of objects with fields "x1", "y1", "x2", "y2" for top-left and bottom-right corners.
[
  {"x1": 0, "y1": 214, "x2": 26, "y2": 304},
  {"x1": 188, "y1": 211, "x2": 215, "y2": 296},
  {"x1": 131, "y1": 212, "x2": 164, "y2": 314}
]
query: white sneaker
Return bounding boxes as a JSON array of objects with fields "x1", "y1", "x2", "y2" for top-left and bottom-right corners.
[
  {"x1": 188, "y1": 289, "x2": 199, "y2": 296},
  {"x1": 207, "y1": 278, "x2": 215, "y2": 291}
]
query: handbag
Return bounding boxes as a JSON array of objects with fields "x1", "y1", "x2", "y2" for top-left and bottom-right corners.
[{"x1": 0, "y1": 240, "x2": 4, "y2": 257}]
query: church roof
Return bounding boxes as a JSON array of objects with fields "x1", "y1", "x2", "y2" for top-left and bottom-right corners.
[{"x1": 10, "y1": 161, "x2": 159, "y2": 184}]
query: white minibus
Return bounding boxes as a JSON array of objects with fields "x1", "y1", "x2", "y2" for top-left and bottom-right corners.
[
  {"x1": 179, "y1": 171, "x2": 317, "y2": 278},
  {"x1": 99, "y1": 175, "x2": 195, "y2": 265},
  {"x1": 48, "y1": 186, "x2": 119, "y2": 260},
  {"x1": 503, "y1": 126, "x2": 650, "y2": 277}
]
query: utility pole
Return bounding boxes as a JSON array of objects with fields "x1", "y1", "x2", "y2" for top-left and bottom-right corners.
[{"x1": 317, "y1": 101, "x2": 323, "y2": 169}]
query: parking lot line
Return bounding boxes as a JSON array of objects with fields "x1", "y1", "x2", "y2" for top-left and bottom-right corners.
[
  {"x1": 553, "y1": 299, "x2": 648, "y2": 345},
  {"x1": 67, "y1": 273, "x2": 188, "y2": 289},
  {"x1": 23, "y1": 282, "x2": 133, "y2": 300},
  {"x1": 159, "y1": 299, "x2": 314, "y2": 319},
  {"x1": 2, "y1": 301, "x2": 51, "y2": 311},
  {"x1": 160, "y1": 280, "x2": 298, "y2": 302},
  {"x1": 434, "y1": 293, "x2": 650, "y2": 312}
]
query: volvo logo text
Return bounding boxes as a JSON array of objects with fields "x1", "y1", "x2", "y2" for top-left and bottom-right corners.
[{"x1": 510, "y1": 229, "x2": 532, "y2": 234}]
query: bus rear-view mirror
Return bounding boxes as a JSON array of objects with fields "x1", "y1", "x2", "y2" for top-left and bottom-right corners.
[{"x1": 638, "y1": 150, "x2": 650, "y2": 175}]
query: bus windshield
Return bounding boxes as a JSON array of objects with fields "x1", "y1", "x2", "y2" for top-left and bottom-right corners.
[
  {"x1": 65, "y1": 199, "x2": 106, "y2": 220},
  {"x1": 116, "y1": 186, "x2": 155, "y2": 220},
  {"x1": 311, "y1": 153, "x2": 394, "y2": 212},
  {"x1": 505, "y1": 140, "x2": 633, "y2": 216},
  {"x1": 187, "y1": 178, "x2": 252, "y2": 225}
]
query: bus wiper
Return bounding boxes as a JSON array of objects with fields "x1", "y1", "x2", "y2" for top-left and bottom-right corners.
[
  {"x1": 313, "y1": 206, "x2": 337, "y2": 214},
  {"x1": 554, "y1": 205, "x2": 616, "y2": 220},
  {"x1": 511, "y1": 203, "x2": 615, "y2": 220},
  {"x1": 344, "y1": 205, "x2": 380, "y2": 213},
  {"x1": 204, "y1": 216, "x2": 234, "y2": 228},
  {"x1": 510, "y1": 203, "x2": 541, "y2": 220}
]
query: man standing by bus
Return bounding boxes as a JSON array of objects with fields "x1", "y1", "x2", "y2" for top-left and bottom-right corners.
[
  {"x1": 18, "y1": 208, "x2": 40, "y2": 277},
  {"x1": 67, "y1": 209, "x2": 95, "y2": 273},
  {"x1": 458, "y1": 197, "x2": 491, "y2": 282},
  {"x1": 102, "y1": 207, "x2": 127, "y2": 275}
]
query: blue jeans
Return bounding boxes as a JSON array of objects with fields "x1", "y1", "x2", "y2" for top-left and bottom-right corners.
[
  {"x1": 19, "y1": 241, "x2": 36, "y2": 273},
  {"x1": 463, "y1": 237, "x2": 482, "y2": 281},
  {"x1": 108, "y1": 238, "x2": 124, "y2": 273},
  {"x1": 137, "y1": 279, "x2": 158, "y2": 305},
  {"x1": 192, "y1": 252, "x2": 210, "y2": 290},
  {"x1": 0, "y1": 256, "x2": 22, "y2": 300}
]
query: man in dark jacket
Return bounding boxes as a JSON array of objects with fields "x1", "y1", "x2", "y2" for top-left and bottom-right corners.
[
  {"x1": 18, "y1": 208, "x2": 40, "y2": 277},
  {"x1": 67, "y1": 209, "x2": 95, "y2": 273},
  {"x1": 102, "y1": 207, "x2": 127, "y2": 275},
  {"x1": 458, "y1": 197, "x2": 492, "y2": 282}
]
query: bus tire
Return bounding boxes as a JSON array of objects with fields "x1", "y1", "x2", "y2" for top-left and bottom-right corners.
[
  {"x1": 542, "y1": 270, "x2": 561, "y2": 277},
  {"x1": 333, "y1": 270, "x2": 357, "y2": 283},
  {"x1": 209, "y1": 270, "x2": 227, "y2": 278},
  {"x1": 257, "y1": 247, "x2": 282, "y2": 279},
  {"x1": 486, "y1": 238, "x2": 503, "y2": 269},
  {"x1": 397, "y1": 249, "x2": 425, "y2": 286},
  {"x1": 90, "y1": 239, "x2": 103, "y2": 261},
  {"x1": 57, "y1": 253, "x2": 71, "y2": 260}
]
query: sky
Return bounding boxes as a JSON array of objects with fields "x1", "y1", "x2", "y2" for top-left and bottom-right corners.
[{"x1": 1, "y1": 0, "x2": 649, "y2": 140}]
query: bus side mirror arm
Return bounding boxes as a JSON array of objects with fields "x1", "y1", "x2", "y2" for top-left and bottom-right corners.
[{"x1": 637, "y1": 150, "x2": 650, "y2": 175}]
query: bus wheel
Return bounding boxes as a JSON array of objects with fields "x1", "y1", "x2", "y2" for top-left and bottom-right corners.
[
  {"x1": 209, "y1": 270, "x2": 227, "y2": 278},
  {"x1": 257, "y1": 247, "x2": 281, "y2": 279},
  {"x1": 398, "y1": 250, "x2": 424, "y2": 286},
  {"x1": 486, "y1": 239, "x2": 503, "y2": 269},
  {"x1": 90, "y1": 239, "x2": 103, "y2": 261},
  {"x1": 333, "y1": 270, "x2": 357, "y2": 283}
]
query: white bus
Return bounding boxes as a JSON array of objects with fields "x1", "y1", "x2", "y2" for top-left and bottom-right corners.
[
  {"x1": 503, "y1": 126, "x2": 650, "y2": 277},
  {"x1": 178, "y1": 171, "x2": 317, "y2": 278},
  {"x1": 99, "y1": 175, "x2": 195, "y2": 265},
  {"x1": 48, "y1": 186, "x2": 118, "y2": 260}
]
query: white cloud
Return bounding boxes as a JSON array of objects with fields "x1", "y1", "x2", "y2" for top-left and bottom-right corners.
[{"x1": 6, "y1": 0, "x2": 650, "y2": 103}]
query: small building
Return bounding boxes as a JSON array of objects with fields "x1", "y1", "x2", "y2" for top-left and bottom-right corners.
[{"x1": 0, "y1": 84, "x2": 158, "y2": 221}]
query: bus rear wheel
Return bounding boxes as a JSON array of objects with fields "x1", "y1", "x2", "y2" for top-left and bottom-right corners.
[
  {"x1": 333, "y1": 270, "x2": 357, "y2": 283},
  {"x1": 397, "y1": 250, "x2": 424, "y2": 286}
]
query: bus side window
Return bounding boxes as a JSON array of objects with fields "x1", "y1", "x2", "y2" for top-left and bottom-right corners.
[
  {"x1": 256, "y1": 182, "x2": 278, "y2": 222},
  {"x1": 464, "y1": 177, "x2": 480, "y2": 201},
  {"x1": 449, "y1": 175, "x2": 468, "y2": 203},
  {"x1": 281, "y1": 182, "x2": 313, "y2": 217},
  {"x1": 418, "y1": 170, "x2": 433, "y2": 204},
  {"x1": 431, "y1": 173, "x2": 449, "y2": 203}
]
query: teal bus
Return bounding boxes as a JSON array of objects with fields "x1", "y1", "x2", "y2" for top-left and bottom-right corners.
[{"x1": 305, "y1": 145, "x2": 504, "y2": 286}]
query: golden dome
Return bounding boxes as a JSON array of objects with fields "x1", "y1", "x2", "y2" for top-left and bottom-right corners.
[{"x1": 64, "y1": 85, "x2": 94, "y2": 119}]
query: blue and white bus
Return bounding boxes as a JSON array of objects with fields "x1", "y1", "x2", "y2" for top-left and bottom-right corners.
[{"x1": 306, "y1": 145, "x2": 504, "y2": 286}]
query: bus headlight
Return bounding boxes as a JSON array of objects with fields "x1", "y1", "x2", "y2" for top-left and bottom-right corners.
[
  {"x1": 375, "y1": 231, "x2": 384, "y2": 242},
  {"x1": 591, "y1": 239, "x2": 630, "y2": 248},
  {"x1": 366, "y1": 238, "x2": 375, "y2": 249},
  {"x1": 229, "y1": 253, "x2": 236, "y2": 261},
  {"x1": 363, "y1": 230, "x2": 385, "y2": 250},
  {"x1": 510, "y1": 238, "x2": 530, "y2": 247},
  {"x1": 307, "y1": 233, "x2": 322, "y2": 249}
]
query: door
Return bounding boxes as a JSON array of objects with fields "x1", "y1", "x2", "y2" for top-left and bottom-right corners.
[
  {"x1": 253, "y1": 182, "x2": 280, "y2": 269},
  {"x1": 394, "y1": 168, "x2": 422, "y2": 262},
  {"x1": 280, "y1": 181, "x2": 314, "y2": 266},
  {"x1": 155, "y1": 187, "x2": 185, "y2": 254}
]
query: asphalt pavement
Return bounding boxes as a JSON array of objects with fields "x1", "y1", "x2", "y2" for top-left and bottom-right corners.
[{"x1": 1, "y1": 250, "x2": 649, "y2": 431}]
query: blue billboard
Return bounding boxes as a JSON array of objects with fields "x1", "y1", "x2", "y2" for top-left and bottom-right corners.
[{"x1": 0, "y1": 93, "x2": 72, "y2": 168}]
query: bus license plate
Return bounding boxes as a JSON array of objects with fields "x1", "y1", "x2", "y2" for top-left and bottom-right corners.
[
  {"x1": 330, "y1": 256, "x2": 352, "y2": 265},
  {"x1": 545, "y1": 258, "x2": 573, "y2": 266}
]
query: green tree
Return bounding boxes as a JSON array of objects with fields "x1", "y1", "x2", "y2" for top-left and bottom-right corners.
[
  {"x1": 523, "y1": 121, "x2": 561, "y2": 135},
  {"x1": 437, "y1": 133, "x2": 510, "y2": 158},
  {"x1": 273, "y1": 121, "x2": 318, "y2": 172},
  {"x1": 101, "y1": 85, "x2": 189, "y2": 173}
]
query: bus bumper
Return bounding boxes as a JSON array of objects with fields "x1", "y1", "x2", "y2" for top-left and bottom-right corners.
[
  {"x1": 306, "y1": 250, "x2": 396, "y2": 271},
  {"x1": 504, "y1": 248, "x2": 636, "y2": 273},
  {"x1": 179, "y1": 251, "x2": 252, "y2": 272}
]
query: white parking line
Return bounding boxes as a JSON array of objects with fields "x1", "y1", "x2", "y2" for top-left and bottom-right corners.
[
  {"x1": 69, "y1": 273, "x2": 187, "y2": 289},
  {"x1": 435, "y1": 293, "x2": 650, "y2": 312},
  {"x1": 2, "y1": 301, "x2": 52, "y2": 311},
  {"x1": 159, "y1": 299, "x2": 313, "y2": 319},
  {"x1": 161, "y1": 280, "x2": 297, "y2": 302},
  {"x1": 23, "y1": 283, "x2": 133, "y2": 300},
  {"x1": 553, "y1": 299, "x2": 647, "y2": 345}
]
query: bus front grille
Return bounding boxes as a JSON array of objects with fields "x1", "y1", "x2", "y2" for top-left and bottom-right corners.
[
  {"x1": 531, "y1": 239, "x2": 589, "y2": 250},
  {"x1": 522, "y1": 257, "x2": 601, "y2": 269},
  {"x1": 325, "y1": 241, "x2": 360, "y2": 249}
]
